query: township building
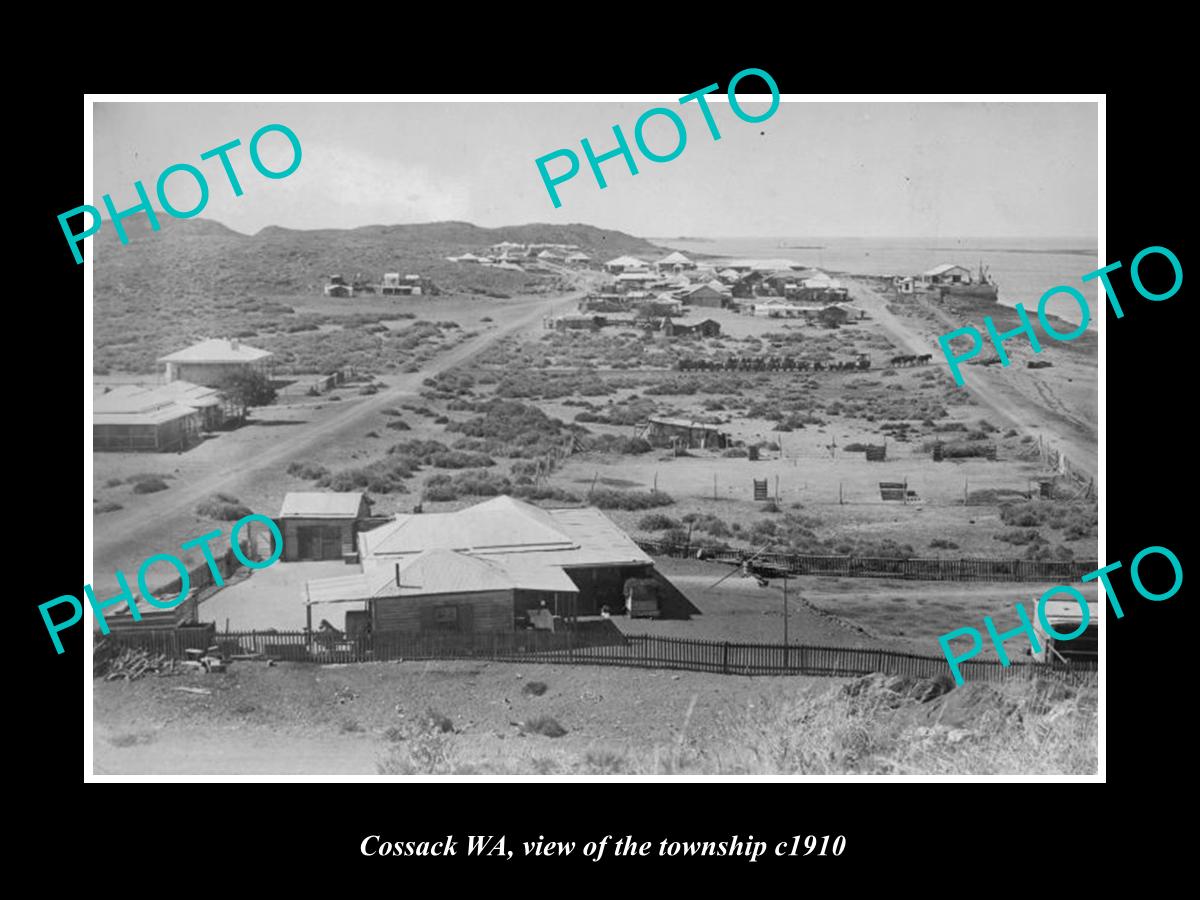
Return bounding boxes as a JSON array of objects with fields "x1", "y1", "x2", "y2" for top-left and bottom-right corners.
[
  {"x1": 278, "y1": 492, "x2": 371, "y2": 561},
  {"x1": 656, "y1": 251, "x2": 696, "y2": 273},
  {"x1": 305, "y1": 496, "x2": 654, "y2": 632},
  {"x1": 158, "y1": 338, "x2": 273, "y2": 387},
  {"x1": 920, "y1": 263, "x2": 973, "y2": 286},
  {"x1": 93, "y1": 388, "x2": 199, "y2": 452},
  {"x1": 680, "y1": 281, "x2": 731, "y2": 308},
  {"x1": 604, "y1": 255, "x2": 649, "y2": 274},
  {"x1": 381, "y1": 273, "x2": 423, "y2": 295},
  {"x1": 641, "y1": 415, "x2": 729, "y2": 450}
]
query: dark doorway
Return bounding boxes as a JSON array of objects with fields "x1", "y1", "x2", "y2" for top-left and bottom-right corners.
[{"x1": 298, "y1": 525, "x2": 342, "y2": 560}]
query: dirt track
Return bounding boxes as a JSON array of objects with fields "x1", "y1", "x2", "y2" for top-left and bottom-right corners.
[{"x1": 846, "y1": 278, "x2": 1097, "y2": 480}]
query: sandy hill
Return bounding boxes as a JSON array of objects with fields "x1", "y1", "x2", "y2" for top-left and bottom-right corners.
[
  {"x1": 92, "y1": 217, "x2": 664, "y2": 374},
  {"x1": 94, "y1": 217, "x2": 663, "y2": 299}
]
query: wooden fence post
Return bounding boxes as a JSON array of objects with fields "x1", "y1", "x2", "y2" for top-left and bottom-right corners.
[{"x1": 722, "y1": 641, "x2": 730, "y2": 675}]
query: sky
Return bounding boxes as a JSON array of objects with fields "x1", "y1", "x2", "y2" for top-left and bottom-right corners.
[{"x1": 93, "y1": 100, "x2": 1098, "y2": 240}]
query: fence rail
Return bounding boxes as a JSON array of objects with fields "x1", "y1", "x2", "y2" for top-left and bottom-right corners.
[
  {"x1": 636, "y1": 541, "x2": 1098, "y2": 583},
  {"x1": 98, "y1": 627, "x2": 1097, "y2": 685}
]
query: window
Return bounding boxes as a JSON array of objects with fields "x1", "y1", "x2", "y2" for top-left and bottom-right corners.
[{"x1": 434, "y1": 606, "x2": 459, "y2": 629}]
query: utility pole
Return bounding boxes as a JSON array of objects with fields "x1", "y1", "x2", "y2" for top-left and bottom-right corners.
[{"x1": 783, "y1": 576, "x2": 789, "y2": 647}]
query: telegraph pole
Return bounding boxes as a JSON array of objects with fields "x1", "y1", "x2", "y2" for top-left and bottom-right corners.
[{"x1": 783, "y1": 576, "x2": 789, "y2": 647}]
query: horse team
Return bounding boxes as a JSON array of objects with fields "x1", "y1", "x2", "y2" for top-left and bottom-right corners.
[
  {"x1": 888, "y1": 353, "x2": 934, "y2": 367},
  {"x1": 674, "y1": 353, "x2": 932, "y2": 372}
]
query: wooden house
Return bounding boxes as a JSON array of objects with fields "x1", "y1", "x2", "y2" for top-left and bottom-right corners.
[
  {"x1": 93, "y1": 390, "x2": 199, "y2": 452},
  {"x1": 681, "y1": 282, "x2": 730, "y2": 308},
  {"x1": 309, "y1": 496, "x2": 654, "y2": 627},
  {"x1": 158, "y1": 338, "x2": 273, "y2": 388},
  {"x1": 278, "y1": 492, "x2": 370, "y2": 561}
]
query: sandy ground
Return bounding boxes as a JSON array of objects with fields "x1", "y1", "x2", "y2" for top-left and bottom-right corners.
[{"x1": 93, "y1": 658, "x2": 828, "y2": 775}]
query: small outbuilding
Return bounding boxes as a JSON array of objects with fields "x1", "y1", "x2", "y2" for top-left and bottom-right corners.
[
  {"x1": 278, "y1": 491, "x2": 370, "y2": 561},
  {"x1": 642, "y1": 416, "x2": 728, "y2": 450}
]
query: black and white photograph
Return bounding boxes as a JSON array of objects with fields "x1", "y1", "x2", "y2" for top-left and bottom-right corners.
[{"x1": 83, "y1": 95, "x2": 1102, "y2": 778}]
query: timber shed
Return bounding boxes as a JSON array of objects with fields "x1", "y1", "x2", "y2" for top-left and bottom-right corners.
[{"x1": 278, "y1": 492, "x2": 370, "y2": 561}]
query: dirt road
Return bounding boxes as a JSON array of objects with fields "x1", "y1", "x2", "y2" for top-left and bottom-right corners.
[
  {"x1": 92, "y1": 290, "x2": 581, "y2": 580},
  {"x1": 847, "y1": 279, "x2": 1097, "y2": 480}
]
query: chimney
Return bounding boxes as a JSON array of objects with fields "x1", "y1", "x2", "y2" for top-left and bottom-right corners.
[{"x1": 230, "y1": 338, "x2": 239, "y2": 350}]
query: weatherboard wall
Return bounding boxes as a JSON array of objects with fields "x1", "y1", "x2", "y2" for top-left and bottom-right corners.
[{"x1": 370, "y1": 590, "x2": 514, "y2": 634}]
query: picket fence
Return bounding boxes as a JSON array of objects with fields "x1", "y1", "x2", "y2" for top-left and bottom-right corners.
[
  {"x1": 637, "y1": 540, "x2": 1098, "y2": 584},
  {"x1": 98, "y1": 627, "x2": 1097, "y2": 685}
]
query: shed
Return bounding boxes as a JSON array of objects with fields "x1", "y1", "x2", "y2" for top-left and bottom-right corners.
[
  {"x1": 921, "y1": 263, "x2": 973, "y2": 285},
  {"x1": 642, "y1": 415, "x2": 728, "y2": 450},
  {"x1": 278, "y1": 492, "x2": 370, "y2": 561},
  {"x1": 158, "y1": 338, "x2": 273, "y2": 387}
]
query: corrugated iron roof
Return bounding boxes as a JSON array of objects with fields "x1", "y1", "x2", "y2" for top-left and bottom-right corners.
[
  {"x1": 309, "y1": 550, "x2": 581, "y2": 605},
  {"x1": 924, "y1": 263, "x2": 970, "y2": 276},
  {"x1": 359, "y1": 496, "x2": 651, "y2": 569},
  {"x1": 94, "y1": 401, "x2": 199, "y2": 427},
  {"x1": 279, "y1": 492, "x2": 365, "y2": 519},
  {"x1": 158, "y1": 338, "x2": 272, "y2": 364}
]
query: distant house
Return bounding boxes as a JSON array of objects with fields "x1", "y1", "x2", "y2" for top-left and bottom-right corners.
[
  {"x1": 681, "y1": 282, "x2": 730, "y2": 308},
  {"x1": 636, "y1": 296, "x2": 684, "y2": 317},
  {"x1": 921, "y1": 263, "x2": 973, "y2": 286},
  {"x1": 731, "y1": 271, "x2": 768, "y2": 298},
  {"x1": 894, "y1": 276, "x2": 915, "y2": 294},
  {"x1": 565, "y1": 251, "x2": 591, "y2": 266},
  {"x1": 158, "y1": 338, "x2": 272, "y2": 387},
  {"x1": 753, "y1": 301, "x2": 852, "y2": 323},
  {"x1": 278, "y1": 492, "x2": 370, "y2": 561},
  {"x1": 380, "y1": 273, "x2": 423, "y2": 295},
  {"x1": 615, "y1": 271, "x2": 657, "y2": 293},
  {"x1": 604, "y1": 255, "x2": 648, "y2": 274},
  {"x1": 786, "y1": 271, "x2": 848, "y2": 303},
  {"x1": 536, "y1": 249, "x2": 561, "y2": 261},
  {"x1": 656, "y1": 251, "x2": 696, "y2": 274},
  {"x1": 642, "y1": 416, "x2": 728, "y2": 450},
  {"x1": 663, "y1": 317, "x2": 720, "y2": 338}
]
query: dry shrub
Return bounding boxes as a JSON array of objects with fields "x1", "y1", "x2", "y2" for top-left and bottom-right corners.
[{"x1": 524, "y1": 716, "x2": 567, "y2": 738}]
